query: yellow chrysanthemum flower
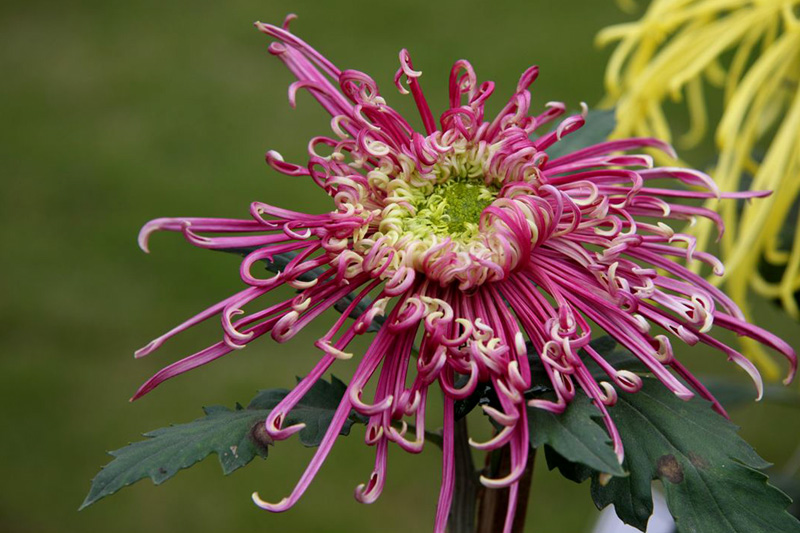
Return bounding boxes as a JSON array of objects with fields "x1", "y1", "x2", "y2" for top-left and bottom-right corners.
[{"x1": 599, "y1": 0, "x2": 800, "y2": 378}]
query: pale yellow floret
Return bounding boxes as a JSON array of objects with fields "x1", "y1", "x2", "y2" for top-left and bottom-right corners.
[{"x1": 600, "y1": 0, "x2": 800, "y2": 379}]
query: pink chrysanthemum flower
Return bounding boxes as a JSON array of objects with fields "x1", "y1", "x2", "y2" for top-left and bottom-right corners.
[{"x1": 135, "y1": 16, "x2": 796, "y2": 533}]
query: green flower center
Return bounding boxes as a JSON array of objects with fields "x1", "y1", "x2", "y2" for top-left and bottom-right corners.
[
  {"x1": 355, "y1": 146, "x2": 521, "y2": 287},
  {"x1": 408, "y1": 177, "x2": 498, "y2": 242}
]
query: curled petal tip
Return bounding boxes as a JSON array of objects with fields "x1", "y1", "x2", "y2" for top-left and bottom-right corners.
[
  {"x1": 281, "y1": 13, "x2": 297, "y2": 30},
  {"x1": 468, "y1": 425, "x2": 514, "y2": 450},
  {"x1": 137, "y1": 217, "x2": 185, "y2": 253},
  {"x1": 353, "y1": 471, "x2": 382, "y2": 504},
  {"x1": 252, "y1": 493, "x2": 291, "y2": 512},
  {"x1": 478, "y1": 474, "x2": 508, "y2": 489},
  {"x1": 272, "y1": 422, "x2": 306, "y2": 440},
  {"x1": 752, "y1": 372, "x2": 764, "y2": 401},
  {"x1": 675, "y1": 390, "x2": 694, "y2": 401},
  {"x1": 783, "y1": 360, "x2": 797, "y2": 386},
  {"x1": 398, "y1": 49, "x2": 422, "y2": 78},
  {"x1": 252, "y1": 21, "x2": 272, "y2": 36},
  {"x1": 316, "y1": 339, "x2": 353, "y2": 360},
  {"x1": 478, "y1": 463, "x2": 524, "y2": 488},
  {"x1": 354, "y1": 484, "x2": 369, "y2": 503},
  {"x1": 134, "y1": 340, "x2": 160, "y2": 358},
  {"x1": 481, "y1": 404, "x2": 519, "y2": 427},
  {"x1": 137, "y1": 223, "x2": 157, "y2": 253}
]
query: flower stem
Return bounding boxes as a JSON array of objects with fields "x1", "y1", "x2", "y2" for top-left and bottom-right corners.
[
  {"x1": 448, "y1": 417, "x2": 481, "y2": 533},
  {"x1": 475, "y1": 445, "x2": 536, "y2": 533},
  {"x1": 447, "y1": 418, "x2": 536, "y2": 533}
]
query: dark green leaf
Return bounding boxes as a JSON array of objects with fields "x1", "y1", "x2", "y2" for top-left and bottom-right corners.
[
  {"x1": 545, "y1": 108, "x2": 616, "y2": 160},
  {"x1": 528, "y1": 393, "x2": 625, "y2": 477},
  {"x1": 543, "y1": 445, "x2": 594, "y2": 484},
  {"x1": 526, "y1": 341, "x2": 551, "y2": 392},
  {"x1": 585, "y1": 335, "x2": 618, "y2": 358},
  {"x1": 591, "y1": 376, "x2": 800, "y2": 533},
  {"x1": 82, "y1": 376, "x2": 358, "y2": 509},
  {"x1": 771, "y1": 474, "x2": 800, "y2": 520},
  {"x1": 80, "y1": 404, "x2": 272, "y2": 510}
]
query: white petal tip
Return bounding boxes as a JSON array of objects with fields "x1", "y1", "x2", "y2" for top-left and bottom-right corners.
[
  {"x1": 134, "y1": 341, "x2": 159, "y2": 358},
  {"x1": 251, "y1": 494, "x2": 290, "y2": 512},
  {"x1": 676, "y1": 390, "x2": 694, "y2": 401}
]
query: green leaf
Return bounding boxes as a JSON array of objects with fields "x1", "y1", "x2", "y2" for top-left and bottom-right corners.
[
  {"x1": 591, "y1": 375, "x2": 800, "y2": 533},
  {"x1": 529, "y1": 339, "x2": 799, "y2": 532},
  {"x1": 82, "y1": 376, "x2": 357, "y2": 509},
  {"x1": 528, "y1": 393, "x2": 625, "y2": 477},
  {"x1": 80, "y1": 404, "x2": 271, "y2": 510},
  {"x1": 543, "y1": 445, "x2": 594, "y2": 484},
  {"x1": 545, "y1": 108, "x2": 616, "y2": 160}
]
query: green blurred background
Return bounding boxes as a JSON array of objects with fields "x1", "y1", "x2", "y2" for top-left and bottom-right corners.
[{"x1": 2, "y1": 1, "x2": 798, "y2": 531}]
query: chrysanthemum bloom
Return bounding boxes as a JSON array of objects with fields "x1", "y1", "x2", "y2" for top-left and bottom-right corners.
[
  {"x1": 135, "y1": 16, "x2": 796, "y2": 533},
  {"x1": 598, "y1": 0, "x2": 800, "y2": 378}
]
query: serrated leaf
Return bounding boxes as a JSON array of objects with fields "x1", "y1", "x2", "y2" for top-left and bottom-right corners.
[
  {"x1": 220, "y1": 247, "x2": 383, "y2": 332},
  {"x1": 82, "y1": 375, "x2": 358, "y2": 510},
  {"x1": 590, "y1": 376, "x2": 800, "y2": 533},
  {"x1": 545, "y1": 108, "x2": 616, "y2": 160},
  {"x1": 80, "y1": 405, "x2": 271, "y2": 510},
  {"x1": 528, "y1": 393, "x2": 625, "y2": 477}
]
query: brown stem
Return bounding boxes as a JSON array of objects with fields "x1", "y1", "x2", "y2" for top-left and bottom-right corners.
[
  {"x1": 447, "y1": 417, "x2": 481, "y2": 533},
  {"x1": 475, "y1": 446, "x2": 536, "y2": 533}
]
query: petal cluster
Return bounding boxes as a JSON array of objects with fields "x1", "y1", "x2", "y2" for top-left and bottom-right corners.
[{"x1": 135, "y1": 15, "x2": 796, "y2": 533}]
